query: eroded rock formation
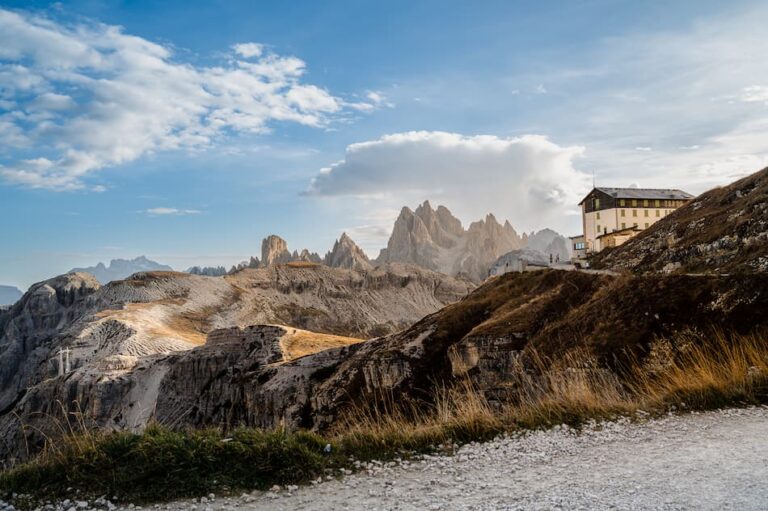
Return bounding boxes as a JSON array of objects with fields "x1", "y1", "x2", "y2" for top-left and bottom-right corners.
[{"x1": 374, "y1": 201, "x2": 569, "y2": 281}]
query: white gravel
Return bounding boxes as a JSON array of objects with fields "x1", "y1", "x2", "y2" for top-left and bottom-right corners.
[{"x1": 26, "y1": 407, "x2": 768, "y2": 511}]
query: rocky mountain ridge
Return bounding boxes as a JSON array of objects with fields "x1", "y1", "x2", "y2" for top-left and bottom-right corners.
[
  {"x1": 69, "y1": 256, "x2": 173, "y2": 284},
  {"x1": 374, "y1": 201, "x2": 569, "y2": 281}
]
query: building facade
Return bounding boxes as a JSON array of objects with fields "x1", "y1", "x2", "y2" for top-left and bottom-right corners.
[{"x1": 578, "y1": 187, "x2": 694, "y2": 253}]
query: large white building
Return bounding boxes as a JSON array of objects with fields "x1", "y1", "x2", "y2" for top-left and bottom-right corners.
[{"x1": 577, "y1": 187, "x2": 694, "y2": 254}]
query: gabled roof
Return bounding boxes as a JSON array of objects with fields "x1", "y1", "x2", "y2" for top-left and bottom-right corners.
[{"x1": 579, "y1": 187, "x2": 694, "y2": 205}]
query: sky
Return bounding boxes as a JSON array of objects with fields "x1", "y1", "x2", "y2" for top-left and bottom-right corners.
[{"x1": 2, "y1": 0, "x2": 768, "y2": 290}]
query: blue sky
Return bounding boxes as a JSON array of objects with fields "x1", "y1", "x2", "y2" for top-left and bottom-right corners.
[{"x1": 2, "y1": 0, "x2": 768, "y2": 289}]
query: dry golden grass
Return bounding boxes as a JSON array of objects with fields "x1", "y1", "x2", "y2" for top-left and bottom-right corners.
[
  {"x1": 279, "y1": 328, "x2": 363, "y2": 360},
  {"x1": 283, "y1": 261, "x2": 321, "y2": 269},
  {"x1": 341, "y1": 331, "x2": 768, "y2": 446}
]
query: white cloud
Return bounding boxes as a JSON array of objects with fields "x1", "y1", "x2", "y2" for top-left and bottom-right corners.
[
  {"x1": 0, "y1": 9, "x2": 356, "y2": 191},
  {"x1": 307, "y1": 131, "x2": 589, "y2": 235},
  {"x1": 346, "y1": 90, "x2": 393, "y2": 112},
  {"x1": 634, "y1": 146, "x2": 652, "y2": 151},
  {"x1": 535, "y1": 84, "x2": 547, "y2": 94},
  {"x1": 232, "y1": 42, "x2": 264, "y2": 59},
  {"x1": 142, "y1": 207, "x2": 201, "y2": 216},
  {"x1": 742, "y1": 85, "x2": 768, "y2": 104}
]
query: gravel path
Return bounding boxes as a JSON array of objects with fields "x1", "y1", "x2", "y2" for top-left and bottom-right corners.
[{"x1": 148, "y1": 407, "x2": 768, "y2": 511}]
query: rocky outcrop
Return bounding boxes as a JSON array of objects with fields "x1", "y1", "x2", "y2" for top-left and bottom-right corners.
[
  {"x1": 259, "y1": 235, "x2": 322, "y2": 268},
  {"x1": 592, "y1": 166, "x2": 768, "y2": 274},
  {"x1": 260, "y1": 235, "x2": 294, "y2": 266},
  {"x1": 375, "y1": 201, "x2": 568, "y2": 281},
  {"x1": 0, "y1": 286, "x2": 22, "y2": 307},
  {"x1": 69, "y1": 256, "x2": 173, "y2": 284},
  {"x1": 229, "y1": 256, "x2": 260, "y2": 274},
  {"x1": 187, "y1": 266, "x2": 228, "y2": 277},
  {"x1": 324, "y1": 233, "x2": 372, "y2": 270},
  {"x1": 0, "y1": 273, "x2": 101, "y2": 414}
]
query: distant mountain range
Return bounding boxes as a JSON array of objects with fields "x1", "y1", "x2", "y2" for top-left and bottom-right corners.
[
  {"x1": 69, "y1": 256, "x2": 173, "y2": 284},
  {"x1": 199, "y1": 201, "x2": 570, "y2": 283},
  {"x1": 374, "y1": 201, "x2": 570, "y2": 281},
  {"x1": 0, "y1": 285, "x2": 23, "y2": 306},
  {"x1": 60, "y1": 205, "x2": 567, "y2": 287}
]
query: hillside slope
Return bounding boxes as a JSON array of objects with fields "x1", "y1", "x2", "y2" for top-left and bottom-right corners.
[
  {"x1": 0, "y1": 263, "x2": 472, "y2": 461},
  {"x1": 592, "y1": 167, "x2": 768, "y2": 274},
  {"x1": 6, "y1": 268, "x2": 765, "y2": 465}
]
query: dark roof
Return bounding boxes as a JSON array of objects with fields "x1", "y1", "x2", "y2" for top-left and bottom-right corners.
[{"x1": 579, "y1": 187, "x2": 694, "y2": 205}]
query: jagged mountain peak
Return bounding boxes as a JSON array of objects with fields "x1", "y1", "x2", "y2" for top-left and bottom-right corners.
[
  {"x1": 324, "y1": 233, "x2": 372, "y2": 270},
  {"x1": 375, "y1": 202, "x2": 569, "y2": 281},
  {"x1": 69, "y1": 256, "x2": 173, "y2": 284}
]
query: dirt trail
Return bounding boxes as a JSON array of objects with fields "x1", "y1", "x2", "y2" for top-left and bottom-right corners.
[{"x1": 155, "y1": 407, "x2": 768, "y2": 511}]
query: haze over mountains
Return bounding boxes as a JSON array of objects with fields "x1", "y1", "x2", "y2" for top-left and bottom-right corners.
[
  {"x1": 57, "y1": 203, "x2": 568, "y2": 288},
  {"x1": 69, "y1": 256, "x2": 173, "y2": 284},
  {"x1": 0, "y1": 286, "x2": 22, "y2": 307}
]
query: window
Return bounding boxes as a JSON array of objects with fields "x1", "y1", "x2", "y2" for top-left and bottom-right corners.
[
  {"x1": 621, "y1": 222, "x2": 626, "y2": 229},
  {"x1": 632, "y1": 209, "x2": 637, "y2": 217},
  {"x1": 631, "y1": 199, "x2": 637, "y2": 207},
  {"x1": 633, "y1": 222, "x2": 638, "y2": 227},
  {"x1": 644, "y1": 210, "x2": 649, "y2": 217},
  {"x1": 574, "y1": 242, "x2": 585, "y2": 250},
  {"x1": 619, "y1": 199, "x2": 626, "y2": 206},
  {"x1": 643, "y1": 199, "x2": 649, "y2": 207},
  {"x1": 594, "y1": 198, "x2": 600, "y2": 209},
  {"x1": 644, "y1": 223, "x2": 649, "y2": 228},
  {"x1": 621, "y1": 209, "x2": 626, "y2": 217},
  {"x1": 596, "y1": 212, "x2": 601, "y2": 220},
  {"x1": 596, "y1": 224, "x2": 601, "y2": 233},
  {"x1": 655, "y1": 199, "x2": 661, "y2": 207},
  {"x1": 656, "y1": 210, "x2": 660, "y2": 217}
]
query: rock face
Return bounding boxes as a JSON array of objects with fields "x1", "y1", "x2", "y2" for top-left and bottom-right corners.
[
  {"x1": 69, "y1": 256, "x2": 173, "y2": 284},
  {"x1": 592, "y1": 166, "x2": 768, "y2": 274},
  {"x1": 374, "y1": 201, "x2": 568, "y2": 281},
  {"x1": 0, "y1": 263, "x2": 474, "y2": 462},
  {"x1": 260, "y1": 235, "x2": 294, "y2": 266},
  {"x1": 259, "y1": 235, "x2": 322, "y2": 268},
  {"x1": 324, "y1": 233, "x2": 372, "y2": 270},
  {"x1": 0, "y1": 286, "x2": 22, "y2": 306}
]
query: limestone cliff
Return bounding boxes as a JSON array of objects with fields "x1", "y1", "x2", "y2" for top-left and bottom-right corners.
[{"x1": 375, "y1": 201, "x2": 530, "y2": 281}]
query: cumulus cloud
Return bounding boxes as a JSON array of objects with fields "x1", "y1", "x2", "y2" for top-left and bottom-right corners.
[
  {"x1": 307, "y1": 131, "x2": 590, "y2": 235},
  {"x1": 0, "y1": 9, "x2": 354, "y2": 191},
  {"x1": 141, "y1": 207, "x2": 201, "y2": 216}
]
